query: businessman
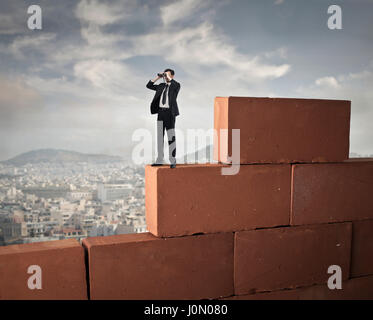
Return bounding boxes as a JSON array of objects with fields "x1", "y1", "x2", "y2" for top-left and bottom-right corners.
[{"x1": 146, "y1": 68, "x2": 181, "y2": 168}]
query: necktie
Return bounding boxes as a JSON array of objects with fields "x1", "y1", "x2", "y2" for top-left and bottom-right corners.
[{"x1": 162, "y1": 83, "x2": 169, "y2": 105}]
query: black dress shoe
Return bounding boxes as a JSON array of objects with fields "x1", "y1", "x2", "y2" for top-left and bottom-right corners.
[
  {"x1": 170, "y1": 164, "x2": 176, "y2": 169},
  {"x1": 151, "y1": 163, "x2": 163, "y2": 166}
]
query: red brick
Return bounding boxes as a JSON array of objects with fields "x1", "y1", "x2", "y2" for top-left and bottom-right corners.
[
  {"x1": 213, "y1": 97, "x2": 350, "y2": 164},
  {"x1": 234, "y1": 223, "x2": 352, "y2": 295},
  {"x1": 145, "y1": 163, "x2": 290, "y2": 237},
  {"x1": 83, "y1": 232, "x2": 233, "y2": 300},
  {"x1": 351, "y1": 220, "x2": 373, "y2": 277},
  {"x1": 291, "y1": 159, "x2": 373, "y2": 225},
  {"x1": 225, "y1": 275, "x2": 373, "y2": 300},
  {"x1": 0, "y1": 239, "x2": 87, "y2": 300}
]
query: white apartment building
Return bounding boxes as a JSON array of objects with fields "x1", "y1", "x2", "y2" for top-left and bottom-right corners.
[{"x1": 97, "y1": 183, "x2": 133, "y2": 202}]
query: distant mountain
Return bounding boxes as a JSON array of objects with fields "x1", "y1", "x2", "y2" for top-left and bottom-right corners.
[
  {"x1": 1, "y1": 148, "x2": 123, "y2": 166},
  {"x1": 6, "y1": 147, "x2": 367, "y2": 167}
]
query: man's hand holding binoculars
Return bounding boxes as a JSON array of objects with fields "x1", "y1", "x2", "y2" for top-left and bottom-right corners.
[{"x1": 152, "y1": 72, "x2": 171, "y2": 82}]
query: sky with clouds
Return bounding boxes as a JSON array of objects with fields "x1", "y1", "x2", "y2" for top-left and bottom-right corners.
[{"x1": 0, "y1": 0, "x2": 372, "y2": 162}]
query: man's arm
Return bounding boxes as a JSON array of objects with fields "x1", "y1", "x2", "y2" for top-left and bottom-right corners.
[
  {"x1": 175, "y1": 82, "x2": 181, "y2": 98},
  {"x1": 146, "y1": 75, "x2": 161, "y2": 91}
]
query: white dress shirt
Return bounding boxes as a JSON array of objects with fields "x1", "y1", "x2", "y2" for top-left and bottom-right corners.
[{"x1": 151, "y1": 79, "x2": 171, "y2": 109}]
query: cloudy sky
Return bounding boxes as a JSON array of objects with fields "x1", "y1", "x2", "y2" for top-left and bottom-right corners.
[{"x1": 0, "y1": 0, "x2": 372, "y2": 162}]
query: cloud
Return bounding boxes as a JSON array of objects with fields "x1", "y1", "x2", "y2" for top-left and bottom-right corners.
[
  {"x1": 1, "y1": 0, "x2": 290, "y2": 82},
  {"x1": 75, "y1": 0, "x2": 126, "y2": 26},
  {"x1": 0, "y1": 0, "x2": 292, "y2": 161},
  {"x1": 1, "y1": 0, "x2": 372, "y2": 160},
  {"x1": 0, "y1": 13, "x2": 25, "y2": 35},
  {"x1": 73, "y1": 59, "x2": 143, "y2": 99},
  {"x1": 131, "y1": 21, "x2": 290, "y2": 81},
  {"x1": 315, "y1": 76, "x2": 340, "y2": 89},
  {"x1": 80, "y1": 23, "x2": 125, "y2": 46},
  {"x1": 2, "y1": 0, "x2": 291, "y2": 102},
  {"x1": 264, "y1": 47, "x2": 288, "y2": 59},
  {"x1": 0, "y1": 75, "x2": 45, "y2": 130},
  {"x1": 0, "y1": 71, "x2": 151, "y2": 161},
  {"x1": 0, "y1": 2, "x2": 30, "y2": 35},
  {"x1": 72, "y1": 0, "x2": 291, "y2": 82},
  {"x1": 161, "y1": 0, "x2": 212, "y2": 26},
  {"x1": 1, "y1": 33, "x2": 56, "y2": 58}
]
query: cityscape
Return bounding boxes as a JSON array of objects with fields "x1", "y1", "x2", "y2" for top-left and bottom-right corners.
[
  {"x1": 0, "y1": 148, "x2": 370, "y2": 246},
  {"x1": 0, "y1": 149, "x2": 146, "y2": 246}
]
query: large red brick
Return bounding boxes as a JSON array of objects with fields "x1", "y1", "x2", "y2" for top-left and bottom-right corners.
[
  {"x1": 291, "y1": 159, "x2": 373, "y2": 225},
  {"x1": 145, "y1": 163, "x2": 290, "y2": 237},
  {"x1": 0, "y1": 239, "x2": 87, "y2": 300},
  {"x1": 83, "y1": 232, "x2": 233, "y2": 300},
  {"x1": 351, "y1": 220, "x2": 373, "y2": 277},
  {"x1": 225, "y1": 275, "x2": 373, "y2": 300},
  {"x1": 213, "y1": 97, "x2": 350, "y2": 164},
  {"x1": 234, "y1": 223, "x2": 352, "y2": 295}
]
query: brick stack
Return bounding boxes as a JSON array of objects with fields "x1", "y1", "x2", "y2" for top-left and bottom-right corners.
[
  {"x1": 86, "y1": 96, "x2": 373, "y2": 300},
  {"x1": 2, "y1": 96, "x2": 371, "y2": 300},
  {"x1": 0, "y1": 239, "x2": 87, "y2": 300}
]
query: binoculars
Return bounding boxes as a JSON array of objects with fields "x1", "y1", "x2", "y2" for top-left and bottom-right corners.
[{"x1": 157, "y1": 72, "x2": 166, "y2": 77}]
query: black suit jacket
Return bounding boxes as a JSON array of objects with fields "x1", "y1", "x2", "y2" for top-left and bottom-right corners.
[{"x1": 146, "y1": 79, "x2": 181, "y2": 116}]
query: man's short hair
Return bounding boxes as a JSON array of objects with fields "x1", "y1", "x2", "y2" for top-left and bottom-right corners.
[{"x1": 164, "y1": 68, "x2": 175, "y2": 76}]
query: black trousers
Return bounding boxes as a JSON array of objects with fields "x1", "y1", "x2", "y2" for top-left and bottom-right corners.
[{"x1": 156, "y1": 108, "x2": 176, "y2": 164}]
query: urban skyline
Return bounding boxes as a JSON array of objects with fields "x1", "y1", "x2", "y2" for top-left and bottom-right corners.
[{"x1": 0, "y1": 151, "x2": 146, "y2": 246}]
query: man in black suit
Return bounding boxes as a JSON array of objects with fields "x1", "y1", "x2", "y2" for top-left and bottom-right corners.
[{"x1": 146, "y1": 68, "x2": 181, "y2": 168}]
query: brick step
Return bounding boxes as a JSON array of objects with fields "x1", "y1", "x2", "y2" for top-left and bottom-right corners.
[
  {"x1": 83, "y1": 232, "x2": 233, "y2": 300},
  {"x1": 0, "y1": 239, "x2": 87, "y2": 300},
  {"x1": 145, "y1": 163, "x2": 291, "y2": 237},
  {"x1": 291, "y1": 158, "x2": 373, "y2": 225},
  {"x1": 234, "y1": 222, "x2": 352, "y2": 295},
  {"x1": 214, "y1": 97, "x2": 350, "y2": 164}
]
